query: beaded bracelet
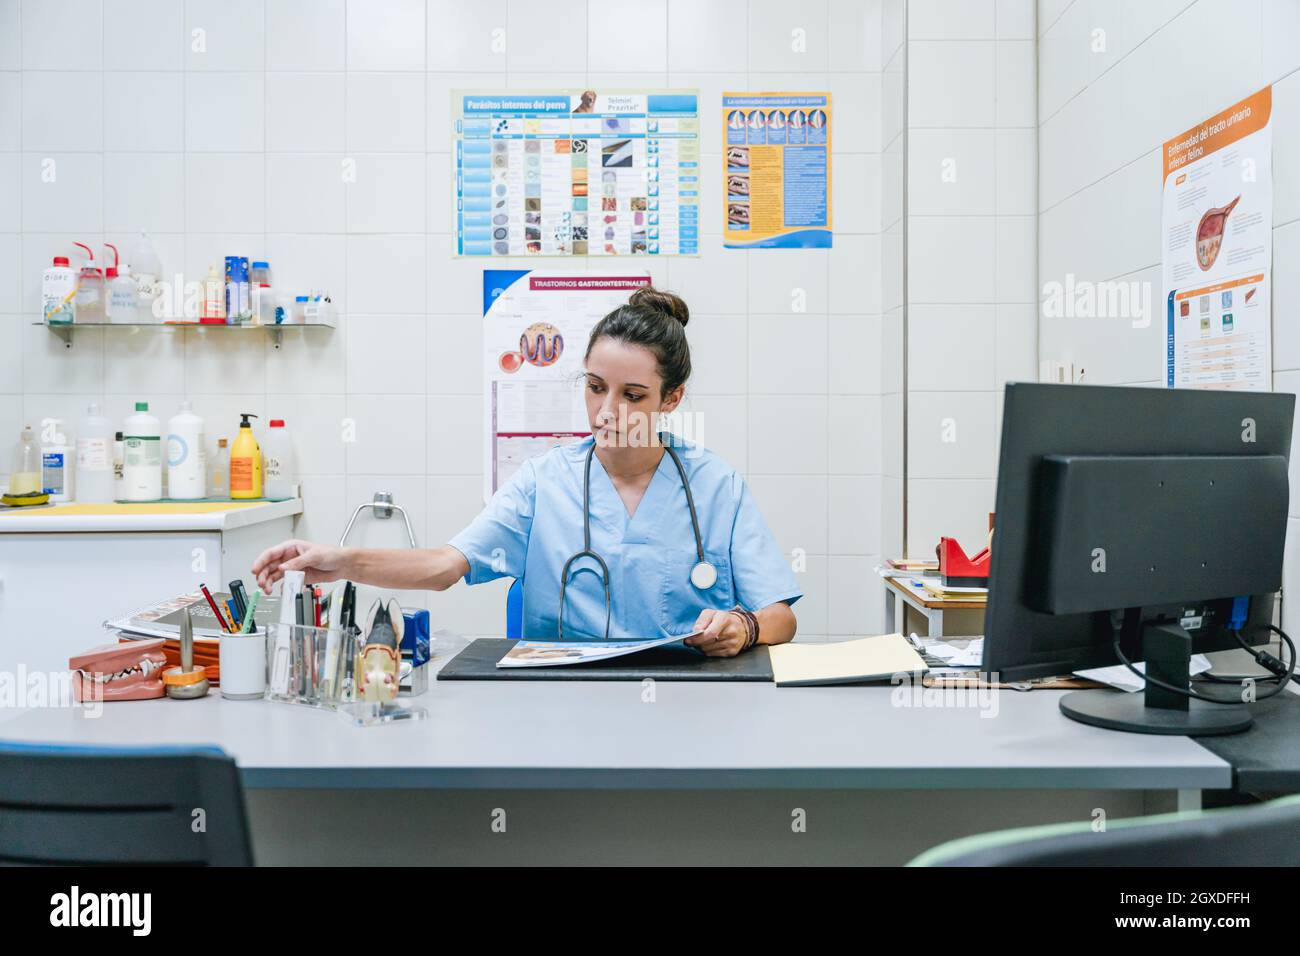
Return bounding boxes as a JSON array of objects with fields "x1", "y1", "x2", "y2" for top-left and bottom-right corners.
[{"x1": 730, "y1": 605, "x2": 759, "y2": 651}]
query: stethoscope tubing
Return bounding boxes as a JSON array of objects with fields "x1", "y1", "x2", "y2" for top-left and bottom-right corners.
[{"x1": 558, "y1": 437, "x2": 711, "y2": 640}]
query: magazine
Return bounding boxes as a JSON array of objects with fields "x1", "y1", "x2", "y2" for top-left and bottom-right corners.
[
  {"x1": 106, "y1": 590, "x2": 281, "y2": 641},
  {"x1": 497, "y1": 634, "x2": 700, "y2": 668}
]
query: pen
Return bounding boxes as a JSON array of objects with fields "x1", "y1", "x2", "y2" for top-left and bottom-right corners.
[
  {"x1": 199, "y1": 583, "x2": 231, "y2": 632},
  {"x1": 313, "y1": 587, "x2": 321, "y2": 627},
  {"x1": 239, "y1": 588, "x2": 262, "y2": 634},
  {"x1": 342, "y1": 581, "x2": 356, "y2": 631},
  {"x1": 229, "y1": 579, "x2": 248, "y2": 620},
  {"x1": 226, "y1": 598, "x2": 241, "y2": 631}
]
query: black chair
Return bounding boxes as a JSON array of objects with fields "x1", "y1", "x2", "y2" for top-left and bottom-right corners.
[
  {"x1": 908, "y1": 793, "x2": 1300, "y2": 866},
  {"x1": 0, "y1": 740, "x2": 253, "y2": 866}
]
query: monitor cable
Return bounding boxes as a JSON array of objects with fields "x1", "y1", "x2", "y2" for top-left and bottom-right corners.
[
  {"x1": 1109, "y1": 622, "x2": 1296, "y2": 705},
  {"x1": 1230, "y1": 624, "x2": 1300, "y2": 689}
]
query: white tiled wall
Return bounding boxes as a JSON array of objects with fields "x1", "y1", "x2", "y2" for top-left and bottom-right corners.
[
  {"x1": 1035, "y1": 0, "x2": 1300, "y2": 633},
  {"x1": 904, "y1": 0, "x2": 1037, "y2": 556},
  {"x1": 0, "y1": 0, "x2": 896, "y2": 639}
]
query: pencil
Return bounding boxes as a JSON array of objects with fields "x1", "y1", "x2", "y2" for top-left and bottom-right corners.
[{"x1": 199, "y1": 583, "x2": 231, "y2": 633}]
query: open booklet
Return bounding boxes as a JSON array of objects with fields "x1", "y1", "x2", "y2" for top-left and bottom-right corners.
[{"x1": 497, "y1": 634, "x2": 700, "y2": 668}]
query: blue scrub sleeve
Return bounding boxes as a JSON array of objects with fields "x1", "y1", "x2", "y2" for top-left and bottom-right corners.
[
  {"x1": 447, "y1": 461, "x2": 536, "y2": 585},
  {"x1": 729, "y1": 473, "x2": 803, "y2": 611}
]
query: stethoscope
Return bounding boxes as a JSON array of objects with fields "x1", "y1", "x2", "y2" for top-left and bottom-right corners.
[{"x1": 559, "y1": 437, "x2": 716, "y2": 640}]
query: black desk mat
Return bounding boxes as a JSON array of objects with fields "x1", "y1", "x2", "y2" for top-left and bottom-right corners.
[
  {"x1": 437, "y1": 638, "x2": 773, "y2": 682},
  {"x1": 1195, "y1": 692, "x2": 1300, "y2": 794}
]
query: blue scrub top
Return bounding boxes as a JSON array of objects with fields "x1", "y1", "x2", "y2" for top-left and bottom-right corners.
[{"x1": 449, "y1": 434, "x2": 802, "y2": 640}]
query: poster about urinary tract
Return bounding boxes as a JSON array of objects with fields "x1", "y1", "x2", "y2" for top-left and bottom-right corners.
[
  {"x1": 481, "y1": 270, "x2": 650, "y2": 500},
  {"x1": 1163, "y1": 86, "x2": 1272, "y2": 391}
]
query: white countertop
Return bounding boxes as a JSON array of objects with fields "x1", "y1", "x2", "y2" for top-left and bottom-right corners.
[{"x1": 0, "y1": 498, "x2": 302, "y2": 533}]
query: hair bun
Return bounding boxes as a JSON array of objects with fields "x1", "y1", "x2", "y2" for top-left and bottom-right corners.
[{"x1": 630, "y1": 285, "x2": 689, "y2": 328}]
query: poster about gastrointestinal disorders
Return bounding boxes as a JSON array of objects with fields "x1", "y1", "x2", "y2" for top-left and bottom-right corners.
[
  {"x1": 482, "y1": 270, "x2": 651, "y2": 500},
  {"x1": 723, "y1": 93, "x2": 832, "y2": 249},
  {"x1": 1163, "y1": 86, "x2": 1273, "y2": 391},
  {"x1": 454, "y1": 91, "x2": 700, "y2": 257}
]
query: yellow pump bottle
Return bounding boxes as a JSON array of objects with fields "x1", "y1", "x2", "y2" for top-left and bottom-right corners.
[{"x1": 229, "y1": 413, "x2": 263, "y2": 499}]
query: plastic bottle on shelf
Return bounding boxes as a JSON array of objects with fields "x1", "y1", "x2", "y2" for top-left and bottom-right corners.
[
  {"x1": 253, "y1": 283, "x2": 275, "y2": 325},
  {"x1": 200, "y1": 265, "x2": 225, "y2": 324},
  {"x1": 72, "y1": 242, "x2": 105, "y2": 323},
  {"x1": 10, "y1": 426, "x2": 41, "y2": 496},
  {"x1": 225, "y1": 256, "x2": 250, "y2": 324},
  {"x1": 104, "y1": 243, "x2": 137, "y2": 323},
  {"x1": 210, "y1": 437, "x2": 229, "y2": 498},
  {"x1": 42, "y1": 255, "x2": 77, "y2": 325},
  {"x1": 113, "y1": 431, "x2": 125, "y2": 500},
  {"x1": 262, "y1": 419, "x2": 296, "y2": 500},
  {"x1": 40, "y1": 419, "x2": 73, "y2": 503},
  {"x1": 75, "y1": 402, "x2": 115, "y2": 503},
  {"x1": 166, "y1": 401, "x2": 206, "y2": 500},
  {"x1": 229, "y1": 413, "x2": 262, "y2": 499},
  {"x1": 122, "y1": 402, "x2": 162, "y2": 501},
  {"x1": 128, "y1": 232, "x2": 162, "y2": 321}
]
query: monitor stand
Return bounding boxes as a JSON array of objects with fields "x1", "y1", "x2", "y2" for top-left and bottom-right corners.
[{"x1": 1059, "y1": 621, "x2": 1253, "y2": 736}]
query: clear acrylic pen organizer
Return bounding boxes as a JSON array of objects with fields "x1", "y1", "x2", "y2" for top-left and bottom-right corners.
[
  {"x1": 263, "y1": 623, "x2": 428, "y2": 726},
  {"x1": 264, "y1": 623, "x2": 362, "y2": 708}
]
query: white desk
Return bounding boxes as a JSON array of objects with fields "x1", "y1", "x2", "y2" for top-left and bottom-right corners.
[
  {"x1": 0, "y1": 639, "x2": 1232, "y2": 863},
  {"x1": 0, "y1": 667, "x2": 1228, "y2": 792}
]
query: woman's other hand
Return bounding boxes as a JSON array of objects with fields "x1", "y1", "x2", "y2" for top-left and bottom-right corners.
[{"x1": 684, "y1": 607, "x2": 749, "y2": 657}]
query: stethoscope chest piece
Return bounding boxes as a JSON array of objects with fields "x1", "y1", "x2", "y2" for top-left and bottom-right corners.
[{"x1": 690, "y1": 560, "x2": 718, "y2": 591}]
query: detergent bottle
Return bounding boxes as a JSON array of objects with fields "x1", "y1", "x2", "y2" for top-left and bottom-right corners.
[
  {"x1": 229, "y1": 413, "x2": 262, "y2": 499},
  {"x1": 122, "y1": 402, "x2": 162, "y2": 501},
  {"x1": 166, "y1": 401, "x2": 206, "y2": 500}
]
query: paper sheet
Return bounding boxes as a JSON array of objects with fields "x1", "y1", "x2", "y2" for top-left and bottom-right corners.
[{"x1": 1075, "y1": 655, "x2": 1213, "y2": 693}]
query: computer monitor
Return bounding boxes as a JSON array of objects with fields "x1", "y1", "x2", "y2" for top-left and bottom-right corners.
[{"x1": 983, "y1": 383, "x2": 1293, "y2": 735}]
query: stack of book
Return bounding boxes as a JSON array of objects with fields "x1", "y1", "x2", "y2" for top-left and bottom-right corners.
[{"x1": 920, "y1": 581, "x2": 987, "y2": 602}]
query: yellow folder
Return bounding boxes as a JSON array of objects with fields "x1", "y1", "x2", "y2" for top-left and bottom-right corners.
[{"x1": 769, "y1": 634, "x2": 929, "y2": 687}]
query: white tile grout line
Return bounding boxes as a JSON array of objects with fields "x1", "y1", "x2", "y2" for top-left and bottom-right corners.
[{"x1": 16, "y1": 0, "x2": 22, "y2": 405}]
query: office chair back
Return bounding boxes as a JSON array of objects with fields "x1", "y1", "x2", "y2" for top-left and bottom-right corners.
[
  {"x1": 909, "y1": 793, "x2": 1300, "y2": 866},
  {"x1": 0, "y1": 741, "x2": 254, "y2": 866},
  {"x1": 506, "y1": 578, "x2": 523, "y2": 638}
]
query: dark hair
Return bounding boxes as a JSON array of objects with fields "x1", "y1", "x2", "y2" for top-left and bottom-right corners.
[{"x1": 585, "y1": 286, "x2": 692, "y2": 396}]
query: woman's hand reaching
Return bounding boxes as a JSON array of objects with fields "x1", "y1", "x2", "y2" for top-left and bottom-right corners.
[{"x1": 251, "y1": 539, "x2": 350, "y2": 593}]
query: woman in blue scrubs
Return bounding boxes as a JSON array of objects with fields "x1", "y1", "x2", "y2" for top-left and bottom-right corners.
[{"x1": 253, "y1": 287, "x2": 800, "y2": 656}]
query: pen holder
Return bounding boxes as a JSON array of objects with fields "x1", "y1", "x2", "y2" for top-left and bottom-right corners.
[
  {"x1": 264, "y1": 623, "x2": 361, "y2": 707},
  {"x1": 220, "y1": 629, "x2": 268, "y2": 700}
]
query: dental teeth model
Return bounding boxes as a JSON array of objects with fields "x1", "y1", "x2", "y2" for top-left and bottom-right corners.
[{"x1": 69, "y1": 638, "x2": 169, "y2": 702}]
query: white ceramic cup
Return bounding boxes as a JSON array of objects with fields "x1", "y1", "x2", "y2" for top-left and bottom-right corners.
[{"x1": 220, "y1": 630, "x2": 267, "y2": 700}]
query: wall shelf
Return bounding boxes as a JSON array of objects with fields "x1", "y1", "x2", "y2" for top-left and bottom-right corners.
[{"x1": 35, "y1": 320, "x2": 336, "y2": 350}]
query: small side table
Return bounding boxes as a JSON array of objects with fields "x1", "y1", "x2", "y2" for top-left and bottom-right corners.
[{"x1": 882, "y1": 575, "x2": 987, "y2": 638}]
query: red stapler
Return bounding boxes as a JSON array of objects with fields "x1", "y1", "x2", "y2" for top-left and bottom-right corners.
[{"x1": 938, "y1": 514, "x2": 994, "y2": 587}]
